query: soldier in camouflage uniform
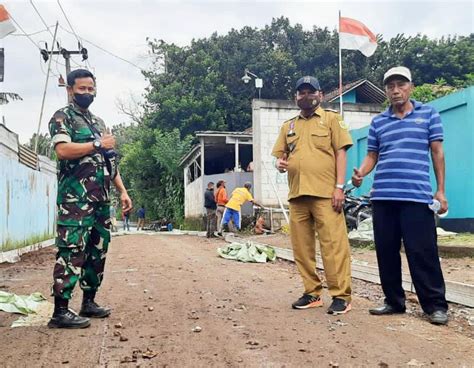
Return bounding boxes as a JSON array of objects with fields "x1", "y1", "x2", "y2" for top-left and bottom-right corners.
[{"x1": 48, "y1": 69, "x2": 132, "y2": 329}]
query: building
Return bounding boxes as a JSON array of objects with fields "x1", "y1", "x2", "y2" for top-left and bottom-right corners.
[
  {"x1": 179, "y1": 130, "x2": 254, "y2": 218},
  {"x1": 252, "y1": 99, "x2": 383, "y2": 207},
  {"x1": 180, "y1": 79, "x2": 385, "y2": 224}
]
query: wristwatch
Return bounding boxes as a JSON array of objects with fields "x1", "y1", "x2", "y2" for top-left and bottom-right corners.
[
  {"x1": 335, "y1": 184, "x2": 345, "y2": 190},
  {"x1": 93, "y1": 139, "x2": 102, "y2": 150}
]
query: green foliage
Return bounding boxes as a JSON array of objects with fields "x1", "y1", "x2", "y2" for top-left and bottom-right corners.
[
  {"x1": 25, "y1": 133, "x2": 55, "y2": 159},
  {"x1": 119, "y1": 127, "x2": 192, "y2": 222},
  {"x1": 412, "y1": 81, "x2": 458, "y2": 103},
  {"x1": 117, "y1": 18, "x2": 473, "y2": 223}
]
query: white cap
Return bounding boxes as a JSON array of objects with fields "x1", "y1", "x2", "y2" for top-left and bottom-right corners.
[{"x1": 383, "y1": 66, "x2": 412, "y2": 85}]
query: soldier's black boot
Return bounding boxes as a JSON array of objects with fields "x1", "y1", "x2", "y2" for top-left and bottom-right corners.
[
  {"x1": 79, "y1": 290, "x2": 111, "y2": 318},
  {"x1": 48, "y1": 297, "x2": 91, "y2": 329}
]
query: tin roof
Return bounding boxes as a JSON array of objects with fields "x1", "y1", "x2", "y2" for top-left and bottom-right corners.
[{"x1": 324, "y1": 79, "x2": 386, "y2": 104}]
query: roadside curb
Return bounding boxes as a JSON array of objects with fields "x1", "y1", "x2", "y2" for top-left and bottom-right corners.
[{"x1": 0, "y1": 238, "x2": 55, "y2": 264}]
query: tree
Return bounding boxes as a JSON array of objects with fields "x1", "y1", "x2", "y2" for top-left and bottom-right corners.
[
  {"x1": 25, "y1": 133, "x2": 55, "y2": 159},
  {"x1": 117, "y1": 17, "x2": 473, "y2": 223},
  {"x1": 119, "y1": 127, "x2": 193, "y2": 222},
  {"x1": 412, "y1": 79, "x2": 458, "y2": 103}
]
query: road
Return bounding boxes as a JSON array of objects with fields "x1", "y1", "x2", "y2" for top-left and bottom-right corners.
[{"x1": 0, "y1": 233, "x2": 473, "y2": 367}]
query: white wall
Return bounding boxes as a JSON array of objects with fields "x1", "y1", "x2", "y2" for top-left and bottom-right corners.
[
  {"x1": 252, "y1": 100, "x2": 381, "y2": 207},
  {"x1": 0, "y1": 125, "x2": 57, "y2": 252},
  {"x1": 184, "y1": 175, "x2": 204, "y2": 217}
]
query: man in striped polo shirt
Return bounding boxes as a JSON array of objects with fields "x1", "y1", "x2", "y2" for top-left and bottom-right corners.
[{"x1": 352, "y1": 66, "x2": 449, "y2": 325}]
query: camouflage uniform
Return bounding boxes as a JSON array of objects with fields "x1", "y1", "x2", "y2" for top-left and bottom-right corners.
[{"x1": 49, "y1": 103, "x2": 112, "y2": 300}]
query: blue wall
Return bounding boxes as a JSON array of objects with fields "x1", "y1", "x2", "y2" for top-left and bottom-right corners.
[
  {"x1": 346, "y1": 87, "x2": 474, "y2": 230},
  {"x1": 332, "y1": 90, "x2": 357, "y2": 104},
  {"x1": 0, "y1": 156, "x2": 57, "y2": 251}
]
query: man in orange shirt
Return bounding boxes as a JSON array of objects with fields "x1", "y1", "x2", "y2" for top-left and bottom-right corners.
[{"x1": 214, "y1": 180, "x2": 228, "y2": 233}]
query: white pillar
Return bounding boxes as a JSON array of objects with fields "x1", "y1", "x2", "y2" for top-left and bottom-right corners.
[
  {"x1": 200, "y1": 138, "x2": 205, "y2": 177},
  {"x1": 234, "y1": 138, "x2": 239, "y2": 171}
]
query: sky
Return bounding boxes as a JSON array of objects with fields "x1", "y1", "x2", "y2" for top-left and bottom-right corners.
[{"x1": 1, "y1": 0, "x2": 473, "y2": 143}]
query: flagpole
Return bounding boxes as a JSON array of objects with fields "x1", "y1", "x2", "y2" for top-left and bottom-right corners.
[{"x1": 338, "y1": 10, "x2": 343, "y2": 119}]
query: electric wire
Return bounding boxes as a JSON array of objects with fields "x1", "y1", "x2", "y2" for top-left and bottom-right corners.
[
  {"x1": 57, "y1": 0, "x2": 82, "y2": 45},
  {"x1": 57, "y1": 0, "x2": 141, "y2": 71},
  {"x1": 10, "y1": 25, "x2": 55, "y2": 37},
  {"x1": 56, "y1": 0, "x2": 94, "y2": 71},
  {"x1": 29, "y1": 0, "x2": 54, "y2": 39},
  {"x1": 29, "y1": 1, "x2": 81, "y2": 74},
  {"x1": 59, "y1": 25, "x2": 143, "y2": 71},
  {"x1": 9, "y1": 13, "x2": 60, "y2": 78}
]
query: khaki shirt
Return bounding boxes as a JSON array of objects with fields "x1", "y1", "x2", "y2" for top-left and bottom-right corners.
[{"x1": 271, "y1": 106, "x2": 353, "y2": 200}]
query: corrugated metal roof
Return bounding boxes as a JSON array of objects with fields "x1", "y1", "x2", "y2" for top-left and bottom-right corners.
[
  {"x1": 195, "y1": 130, "x2": 252, "y2": 137},
  {"x1": 324, "y1": 79, "x2": 386, "y2": 104}
]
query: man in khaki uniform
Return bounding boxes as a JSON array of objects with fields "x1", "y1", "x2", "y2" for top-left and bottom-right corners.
[{"x1": 272, "y1": 76, "x2": 353, "y2": 315}]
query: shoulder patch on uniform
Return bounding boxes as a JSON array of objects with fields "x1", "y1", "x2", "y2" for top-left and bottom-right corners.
[
  {"x1": 338, "y1": 120, "x2": 349, "y2": 130},
  {"x1": 283, "y1": 115, "x2": 299, "y2": 125},
  {"x1": 53, "y1": 111, "x2": 68, "y2": 124}
]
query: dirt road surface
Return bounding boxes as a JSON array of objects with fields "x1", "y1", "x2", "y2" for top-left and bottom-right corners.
[{"x1": 0, "y1": 234, "x2": 473, "y2": 367}]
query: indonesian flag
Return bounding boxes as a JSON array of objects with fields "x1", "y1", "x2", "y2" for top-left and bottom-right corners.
[
  {"x1": 339, "y1": 17, "x2": 377, "y2": 57},
  {"x1": 0, "y1": 5, "x2": 16, "y2": 39}
]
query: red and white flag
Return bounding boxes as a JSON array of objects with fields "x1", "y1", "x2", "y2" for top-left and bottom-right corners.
[
  {"x1": 0, "y1": 5, "x2": 16, "y2": 39},
  {"x1": 339, "y1": 17, "x2": 377, "y2": 57}
]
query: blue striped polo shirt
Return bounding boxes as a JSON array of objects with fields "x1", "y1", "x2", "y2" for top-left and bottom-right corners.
[{"x1": 368, "y1": 100, "x2": 443, "y2": 203}]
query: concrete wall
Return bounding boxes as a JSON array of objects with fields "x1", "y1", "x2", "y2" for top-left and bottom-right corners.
[
  {"x1": 252, "y1": 99, "x2": 382, "y2": 208},
  {"x1": 184, "y1": 172, "x2": 254, "y2": 217},
  {"x1": 345, "y1": 87, "x2": 474, "y2": 232},
  {"x1": 184, "y1": 175, "x2": 204, "y2": 217},
  {"x1": 0, "y1": 125, "x2": 57, "y2": 252}
]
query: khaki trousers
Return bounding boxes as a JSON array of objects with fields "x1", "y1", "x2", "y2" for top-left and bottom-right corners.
[
  {"x1": 289, "y1": 196, "x2": 352, "y2": 302},
  {"x1": 216, "y1": 205, "x2": 225, "y2": 232}
]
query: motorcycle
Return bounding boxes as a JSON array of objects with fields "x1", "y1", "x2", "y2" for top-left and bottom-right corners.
[{"x1": 343, "y1": 183, "x2": 372, "y2": 231}]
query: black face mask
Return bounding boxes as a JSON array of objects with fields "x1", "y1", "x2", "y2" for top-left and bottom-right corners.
[
  {"x1": 73, "y1": 93, "x2": 95, "y2": 109},
  {"x1": 297, "y1": 97, "x2": 319, "y2": 110}
]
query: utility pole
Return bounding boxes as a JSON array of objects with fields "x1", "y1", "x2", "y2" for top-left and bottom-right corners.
[
  {"x1": 40, "y1": 41, "x2": 88, "y2": 102},
  {"x1": 35, "y1": 22, "x2": 59, "y2": 153}
]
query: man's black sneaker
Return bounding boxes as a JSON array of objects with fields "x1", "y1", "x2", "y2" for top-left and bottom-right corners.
[
  {"x1": 48, "y1": 308, "x2": 91, "y2": 329},
  {"x1": 429, "y1": 310, "x2": 448, "y2": 325},
  {"x1": 327, "y1": 298, "x2": 352, "y2": 315},
  {"x1": 369, "y1": 304, "x2": 406, "y2": 315},
  {"x1": 80, "y1": 300, "x2": 111, "y2": 318},
  {"x1": 292, "y1": 294, "x2": 323, "y2": 309}
]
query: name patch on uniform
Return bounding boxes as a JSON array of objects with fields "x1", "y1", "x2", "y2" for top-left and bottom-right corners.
[{"x1": 414, "y1": 118, "x2": 425, "y2": 124}]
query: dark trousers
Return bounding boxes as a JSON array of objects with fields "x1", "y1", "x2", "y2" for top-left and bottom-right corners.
[
  {"x1": 372, "y1": 201, "x2": 448, "y2": 314},
  {"x1": 206, "y1": 208, "x2": 216, "y2": 237}
]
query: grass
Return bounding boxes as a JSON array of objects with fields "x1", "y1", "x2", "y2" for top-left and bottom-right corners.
[
  {"x1": 438, "y1": 232, "x2": 474, "y2": 246},
  {"x1": 349, "y1": 239, "x2": 376, "y2": 251},
  {"x1": 1, "y1": 232, "x2": 54, "y2": 252}
]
